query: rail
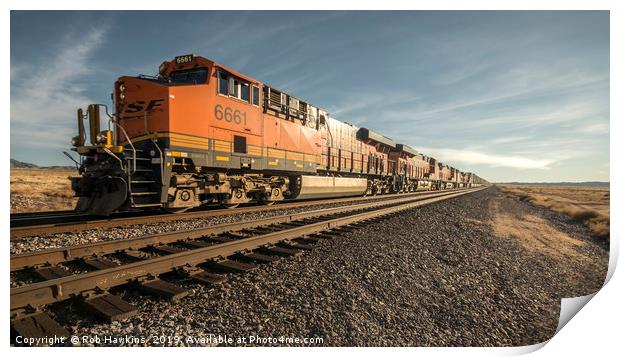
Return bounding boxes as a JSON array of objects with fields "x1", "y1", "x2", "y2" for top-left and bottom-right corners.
[{"x1": 10, "y1": 189, "x2": 460, "y2": 240}]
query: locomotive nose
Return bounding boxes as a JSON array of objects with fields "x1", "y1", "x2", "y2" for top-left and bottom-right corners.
[{"x1": 115, "y1": 76, "x2": 169, "y2": 139}]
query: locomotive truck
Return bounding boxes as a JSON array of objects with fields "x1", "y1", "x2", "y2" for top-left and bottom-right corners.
[{"x1": 69, "y1": 54, "x2": 486, "y2": 215}]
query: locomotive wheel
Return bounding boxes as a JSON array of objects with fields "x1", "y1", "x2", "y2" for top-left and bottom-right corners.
[{"x1": 260, "y1": 199, "x2": 276, "y2": 206}]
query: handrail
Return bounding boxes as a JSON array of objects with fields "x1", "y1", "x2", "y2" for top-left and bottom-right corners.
[
  {"x1": 96, "y1": 103, "x2": 136, "y2": 176},
  {"x1": 142, "y1": 109, "x2": 165, "y2": 187}
]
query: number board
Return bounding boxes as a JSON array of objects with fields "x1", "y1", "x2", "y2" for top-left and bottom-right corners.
[
  {"x1": 175, "y1": 54, "x2": 194, "y2": 65},
  {"x1": 215, "y1": 104, "x2": 247, "y2": 126}
]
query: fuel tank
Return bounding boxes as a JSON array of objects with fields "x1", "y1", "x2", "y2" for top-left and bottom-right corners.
[{"x1": 290, "y1": 175, "x2": 367, "y2": 200}]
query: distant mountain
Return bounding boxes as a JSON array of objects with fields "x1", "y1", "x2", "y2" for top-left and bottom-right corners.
[
  {"x1": 10, "y1": 159, "x2": 38, "y2": 168},
  {"x1": 497, "y1": 182, "x2": 610, "y2": 187},
  {"x1": 10, "y1": 158, "x2": 75, "y2": 170}
]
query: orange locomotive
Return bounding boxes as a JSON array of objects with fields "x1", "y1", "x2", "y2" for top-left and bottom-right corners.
[{"x1": 70, "y1": 54, "x2": 486, "y2": 215}]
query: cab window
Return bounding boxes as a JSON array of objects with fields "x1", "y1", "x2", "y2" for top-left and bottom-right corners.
[
  {"x1": 169, "y1": 69, "x2": 208, "y2": 85},
  {"x1": 230, "y1": 79, "x2": 240, "y2": 98},
  {"x1": 218, "y1": 72, "x2": 229, "y2": 94},
  {"x1": 217, "y1": 70, "x2": 251, "y2": 104},
  {"x1": 252, "y1": 86, "x2": 260, "y2": 106},
  {"x1": 240, "y1": 82, "x2": 250, "y2": 102}
]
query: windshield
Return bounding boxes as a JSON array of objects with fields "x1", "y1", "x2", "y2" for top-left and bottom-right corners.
[{"x1": 168, "y1": 68, "x2": 208, "y2": 85}]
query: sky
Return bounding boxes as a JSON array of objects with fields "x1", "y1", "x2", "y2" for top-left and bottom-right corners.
[{"x1": 10, "y1": 11, "x2": 609, "y2": 182}]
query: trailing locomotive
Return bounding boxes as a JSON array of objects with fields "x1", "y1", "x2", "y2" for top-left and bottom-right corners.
[{"x1": 69, "y1": 54, "x2": 487, "y2": 215}]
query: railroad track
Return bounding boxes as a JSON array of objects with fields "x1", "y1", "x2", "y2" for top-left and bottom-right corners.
[
  {"x1": 11, "y1": 189, "x2": 460, "y2": 240},
  {"x1": 10, "y1": 187, "x2": 484, "y2": 345}
]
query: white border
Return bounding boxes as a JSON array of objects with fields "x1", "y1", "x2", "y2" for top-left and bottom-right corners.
[{"x1": 3, "y1": 1, "x2": 616, "y2": 356}]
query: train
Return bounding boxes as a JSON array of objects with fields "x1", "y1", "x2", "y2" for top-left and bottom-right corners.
[{"x1": 69, "y1": 54, "x2": 488, "y2": 215}]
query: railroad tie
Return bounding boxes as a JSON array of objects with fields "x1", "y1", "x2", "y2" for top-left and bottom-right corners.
[
  {"x1": 182, "y1": 240, "x2": 213, "y2": 248},
  {"x1": 278, "y1": 222, "x2": 306, "y2": 228},
  {"x1": 308, "y1": 233, "x2": 335, "y2": 240},
  {"x1": 259, "y1": 246, "x2": 300, "y2": 256},
  {"x1": 279, "y1": 242, "x2": 314, "y2": 251},
  {"x1": 238, "y1": 252, "x2": 280, "y2": 263},
  {"x1": 33, "y1": 266, "x2": 72, "y2": 281},
  {"x1": 136, "y1": 279, "x2": 189, "y2": 302},
  {"x1": 121, "y1": 249, "x2": 149, "y2": 260},
  {"x1": 151, "y1": 245, "x2": 186, "y2": 255},
  {"x1": 224, "y1": 231, "x2": 248, "y2": 239},
  {"x1": 347, "y1": 222, "x2": 366, "y2": 228},
  {"x1": 205, "y1": 260, "x2": 257, "y2": 274},
  {"x1": 208, "y1": 236, "x2": 235, "y2": 243},
  {"x1": 190, "y1": 271, "x2": 228, "y2": 285},
  {"x1": 247, "y1": 227, "x2": 275, "y2": 234},
  {"x1": 11, "y1": 312, "x2": 69, "y2": 346},
  {"x1": 331, "y1": 227, "x2": 354, "y2": 233},
  {"x1": 82, "y1": 294, "x2": 138, "y2": 323},
  {"x1": 83, "y1": 257, "x2": 118, "y2": 270},
  {"x1": 315, "y1": 232, "x2": 342, "y2": 239},
  {"x1": 299, "y1": 236, "x2": 321, "y2": 244}
]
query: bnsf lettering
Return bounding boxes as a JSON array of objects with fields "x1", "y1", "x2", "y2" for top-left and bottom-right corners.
[
  {"x1": 214, "y1": 104, "x2": 247, "y2": 126},
  {"x1": 124, "y1": 99, "x2": 165, "y2": 113}
]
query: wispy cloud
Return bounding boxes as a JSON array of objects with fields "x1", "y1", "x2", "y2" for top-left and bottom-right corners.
[
  {"x1": 580, "y1": 122, "x2": 609, "y2": 134},
  {"x1": 330, "y1": 93, "x2": 419, "y2": 118},
  {"x1": 488, "y1": 136, "x2": 532, "y2": 145},
  {"x1": 418, "y1": 147, "x2": 555, "y2": 170},
  {"x1": 11, "y1": 26, "x2": 109, "y2": 150}
]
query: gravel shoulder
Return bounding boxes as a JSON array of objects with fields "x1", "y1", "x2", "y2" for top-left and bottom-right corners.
[{"x1": 40, "y1": 186, "x2": 610, "y2": 346}]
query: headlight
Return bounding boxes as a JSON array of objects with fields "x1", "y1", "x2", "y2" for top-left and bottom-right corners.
[
  {"x1": 71, "y1": 136, "x2": 80, "y2": 147},
  {"x1": 118, "y1": 84, "x2": 126, "y2": 101}
]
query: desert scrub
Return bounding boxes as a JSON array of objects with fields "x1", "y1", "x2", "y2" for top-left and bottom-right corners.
[
  {"x1": 498, "y1": 185, "x2": 610, "y2": 244},
  {"x1": 10, "y1": 168, "x2": 78, "y2": 213}
]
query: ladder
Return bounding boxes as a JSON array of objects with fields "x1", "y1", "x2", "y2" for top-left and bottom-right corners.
[{"x1": 124, "y1": 148, "x2": 162, "y2": 209}]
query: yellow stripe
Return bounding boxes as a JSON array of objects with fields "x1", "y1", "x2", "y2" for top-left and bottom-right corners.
[
  {"x1": 169, "y1": 135, "x2": 209, "y2": 146},
  {"x1": 213, "y1": 140, "x2": 231, "y2": 152},
  {"x1": 169, "y1": 137, "x2": 210, "y2": 149},
  {"x1": 124, "y1": 132, "x2": 211, "y2": 145},
  {"x1": 267, "y1": 148, "x2": 285, "y2": 159},
  {"x1": 169, "y1": 141, "x2": 210, "y2": 151},
  {"x1": 287, "y1": 152, "x2": 303, "y2": 161},
  {"x1": 124, "y1": 132, "x2": 321, "y2": 165},
  {"x1": 168, "y1": 132, "x2": 209, "y2": 141},
  {"x1": 214, "y1": 146, "x2": 230, "y2": 152},
  {"x1": 247, "y1": 146, "x2": 262, "y2": 156}
]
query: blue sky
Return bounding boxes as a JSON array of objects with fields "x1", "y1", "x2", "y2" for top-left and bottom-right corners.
[{"x1": 10, "y1": 11, "x2": 609, "y2": 182}]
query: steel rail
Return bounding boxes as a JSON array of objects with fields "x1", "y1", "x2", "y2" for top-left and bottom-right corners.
[
  {"x1": 10, "y1": 187, "x2": 484, "y2": 311},
  {"x1": 10, "y1": 189, "x2": 457, "y2": 240},
  {"x1": 10, "y1": 189, "x2": 466, "y2": 271},
  {"x1": 10, "y1": 210, "x2": 77, "y2": 219}
]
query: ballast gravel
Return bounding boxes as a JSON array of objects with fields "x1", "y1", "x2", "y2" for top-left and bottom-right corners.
[
  {"x1": 42, "y1": 186, "x2": 608, "y2": 346},
  {"x1": 10, "y1": 197, "x2": 402, "y2": 255}
]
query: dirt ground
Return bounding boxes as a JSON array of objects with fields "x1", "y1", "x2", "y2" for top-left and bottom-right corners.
[
  {"x1": 498, "y1": 185, "x2": 610, "y2": 244},
  {"x1": 10, "y1": 168, "x2": 78, "y2": 213}
]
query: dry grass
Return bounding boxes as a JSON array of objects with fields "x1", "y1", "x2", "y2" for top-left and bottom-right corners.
[
  {"x1": 10, "y1": 168, "x2": 78, "y2": 213},
  {"x1": 498, "y1": 184, "x2": 610, "y2": 243},
  {"x1": 492, "y1": 201, "x2": 586, "y2": 259}
]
